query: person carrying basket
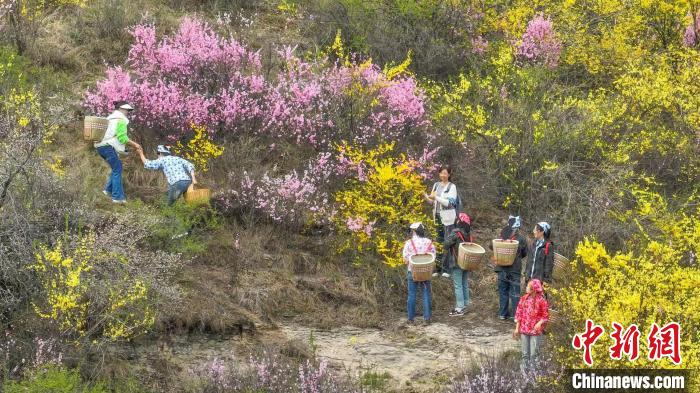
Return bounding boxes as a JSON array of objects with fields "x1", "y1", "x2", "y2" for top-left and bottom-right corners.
[
  {"x1": 402, "y1": 222, "x2": 436, "y2": 325},
  {"x1": 94, "y1": 101, "x2": 142, "y2": 203},
  {"x1": 443, "y1": 213, "x2": 473, "y2": 316},
  {"x1": 136, "y1": 145, "x2": 197, "y2": 206},
  {"x1": 491, "y1": 215, "x2": 528, "y2": 320},
  {"x1": 526, "y1": 222, "x2": 555, "y2": 285}
]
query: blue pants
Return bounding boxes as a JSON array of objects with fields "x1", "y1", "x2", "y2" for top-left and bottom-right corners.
[
  {"x1": 452, "y1": 267, "x2": 470, "y2": 309},
  {"x1": 407, "y1": 271, "x2": 431, "y2": 321},
  {"x1": 97, "y1": 145, "x2": 125, "y2": 201},
  {"x1": 521, "y1": 334, "x2": 542, "y2": 373},
  {"x1": 498, "y1": 271, "x2": 521, "y2": 318},
  {"x1": 167, "y1": 180, "x2": 192, "y2": 206}
]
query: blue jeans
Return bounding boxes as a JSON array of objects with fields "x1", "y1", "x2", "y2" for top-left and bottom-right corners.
[
  {"x1": 498, "y1": 271, "x2": 521, "y2": 318},
  {"x1": 521, "y1": 334, "x2": 542, "y2": 373},
  {"x1": 97, "y1": 145, "x2": 125, "y2": 201},
  {"x1": 167, "y1": 180, "x2": 192, "y2": 206},
  {"x1": 452, "y1": 267, "x2": 469, "y2": 309},
  {"x1": 407, "y1": 271, "x2": 431, "y2": 321}
]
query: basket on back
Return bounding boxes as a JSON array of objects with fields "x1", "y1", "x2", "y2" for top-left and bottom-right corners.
[
  {"x1": 492, "y1": 239, "x2": 519, "y2": 266},
  {"x1": 552, "y1": 252, "x2": 570, "y2": 281},
  {"x1": 184, "y1": 184, "x2": 212, "y2": 205},
  {"x1": 457, "y1": 242, "x2": 485, "y2": 271},
  {"x1": 84, "y1": 116, "x2": 109, "y2": 142},
  {"x1": 410, "y1": 254, "x2": 435, "y2": 282}
]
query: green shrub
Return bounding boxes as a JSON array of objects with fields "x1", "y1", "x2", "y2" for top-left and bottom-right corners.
[
  {"x1": 148, "y1": 201, "x2": 222, "y2": 255},
  {"x1": 299, "y1": 0, "x2": 477, "y2": 77},
  {"x1": 3, "y1": 365, "x2": 107, "y2": 393}
]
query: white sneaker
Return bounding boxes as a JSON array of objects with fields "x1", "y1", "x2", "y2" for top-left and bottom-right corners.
[
  {"x1": 432, "y1": 272, "x2": 439, "y2": 277},
  {"x1": 102, "y1": 190, "x2": 109, "y2": 197},
  {"x1": 112, "y1": 199, "x2": 127, "y2": 204},
  {"x1": 441, "y1": 272, "x2": 451, "y2": 278}
]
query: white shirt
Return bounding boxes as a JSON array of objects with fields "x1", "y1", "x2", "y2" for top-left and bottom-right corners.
[
  {"x1": 432, "y1": 182, "x2": 457, "y2": 226},
  {"x1": 95, "y1": 110, "x2": 129, "y2": 153}
]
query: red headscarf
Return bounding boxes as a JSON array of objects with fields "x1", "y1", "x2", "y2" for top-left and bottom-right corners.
[
  {"x1": 529, "y1": 279, "x2": 544, "y2": 294},
  {"x1": 458, "y1": 212, "x2": 471, "y2": 226}
]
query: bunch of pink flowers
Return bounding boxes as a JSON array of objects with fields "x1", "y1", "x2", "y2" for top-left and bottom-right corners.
[
  {"x1": 223, "y1": 153, "x2": 335, "y2": 225},
  {"x1": 684, "y1": 14, "x2": 700, "y2": 47},
  {"x1": 516, "y1": 13, "x2": 562, "y2": 69},
  {"x1": 196, "y1": 352, "x2": 357, "y2": 392},
  {"x1": 85, "y1": 17, "x2": 430, "y2": 148}
]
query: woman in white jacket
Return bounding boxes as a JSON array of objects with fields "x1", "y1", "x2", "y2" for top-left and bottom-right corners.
[
  {"x1": 424, "y1": 166, "x2": 458, "y2": 277},
  {"x1": 94, "y1": 101, "x2": 142, "y2": 203}
]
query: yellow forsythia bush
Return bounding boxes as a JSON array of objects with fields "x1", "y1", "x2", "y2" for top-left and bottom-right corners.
[
  {"x1": 30, "y1": 236, "x2": 93, "y2": 334},
  {"x1": 173, "y1": 123, "x2": 224, "y2": 172},
  {"x1": 15, "y1": 0, "x2": 86, "y2": 21},
  {"x1": 334, "y1": 142, "x2": 433, "y2": 267},
  {"x1": 30, "y1": 234, "x2": 155, "y2": 341},
  {"x1": 555, "y1": 189, "x2": 700, "y2": 374}
]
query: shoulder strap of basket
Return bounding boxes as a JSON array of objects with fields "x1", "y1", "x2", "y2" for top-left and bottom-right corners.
[
  {"x1": 545, "y1": 241, "x2": 551, "y2": 256},
  {"x1": 425, "y1": 240, "x2": 432, "y2": 253},
  {"x1": 410, "y1": 239, "x2": 418, "y2": 254},
  {"x1": 456, "y1": 231, "x2": 466, "y2": 243}
]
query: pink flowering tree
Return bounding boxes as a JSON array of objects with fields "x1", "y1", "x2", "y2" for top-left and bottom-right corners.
[
  {"x1": 85, "y1": 17, "x2": 268, "y2": 140},
  {"x1": 683, "y1": 13, "x2": 699, "y2": 47},
  {"x1": 220, "y1": 152, "x2": 337, "y2": 227},
  {"x1": 516, "y1": 14, "x2": 562, "y2": 68},
  {"x1": 85, "y1": 17, "x2": 436, "y2": 228},
  {"x1": 86, "y1": 17, "x2": 430, "y2": 148}
]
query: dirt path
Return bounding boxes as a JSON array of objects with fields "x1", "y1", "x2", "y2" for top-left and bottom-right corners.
[
  {"x1": 138, "y1": 306, "x2": 520, "y2": 392},
  {"x1": 278, "y1": 312, "x2": 519, "y2": 391}
]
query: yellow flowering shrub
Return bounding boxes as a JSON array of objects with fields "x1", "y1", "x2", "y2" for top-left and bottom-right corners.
[
  {"x1": 104, "y1": 279, "x2": 154, "y2": 340},
  {"x1": 173, "y1": 123, "x2": 224, "y2": 172},
  {"x1": 554, "y1": 189, "x2": 700, "y2": 373},
  {"x1": 30, "y1": 236, "x2": 93, "y2": 334},
  {"x1": 16, "y1": 0, "x2": 86, "y2": 21},
  {"x1": 277, "y1": 0, "x2": 298, "y2": 16},
  {"x1": 383, "y1": 49, "x2": 413, "y2": 80},
  {"x1": 1, "y1": 50, "x2": 58, "y2": 144},
  {"x1": 29, "y1": 234, "x2": 155, "y2": 341},
  {"x1": 334, "y1": 142, "x2": 433, "y2": 267}
]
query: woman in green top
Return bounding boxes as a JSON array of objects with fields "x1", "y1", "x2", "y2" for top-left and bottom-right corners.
[{"x1": 95, "y1": 101, "x2": 141, "y2": 203}]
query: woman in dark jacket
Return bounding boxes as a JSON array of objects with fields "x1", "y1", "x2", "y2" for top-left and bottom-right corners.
[
  {"x1": 443, "y1": 213, "x2": 473, "y2": 316},
  {"x1": 492, "y1": 216, "x2": 528, "y2": 320},
  {"x1": 525, "y1": 222, "x2": 555, "y2": 284}
]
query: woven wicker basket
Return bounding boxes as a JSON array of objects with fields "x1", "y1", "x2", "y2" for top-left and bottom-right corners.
[
  {"x1": 552, "y1": 252, "x2": 570, "y2": 280},
  {"x1": 84, "y1": 116, "x2": 109, "y2": 142},
  {"x1": 492, "y1": 239, "x2": 519, "y2": 267},
  {"x1": 457, "y1": 242, "x2": 485, "y2": 271},
  {"x1": 548, "y1": 308, "x2": 560, "y2": 324},
  {"x1": 410, "y1": 254, "x2": 435, "y2": 282},
  {"x1": 184, "y1": 184, "x2": 211, "y2": 205}
]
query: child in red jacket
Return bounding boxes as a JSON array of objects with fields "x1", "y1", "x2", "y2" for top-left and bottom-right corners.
[{"x1": 513, "y1": 278, "x2": 549, "y2": 373}]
